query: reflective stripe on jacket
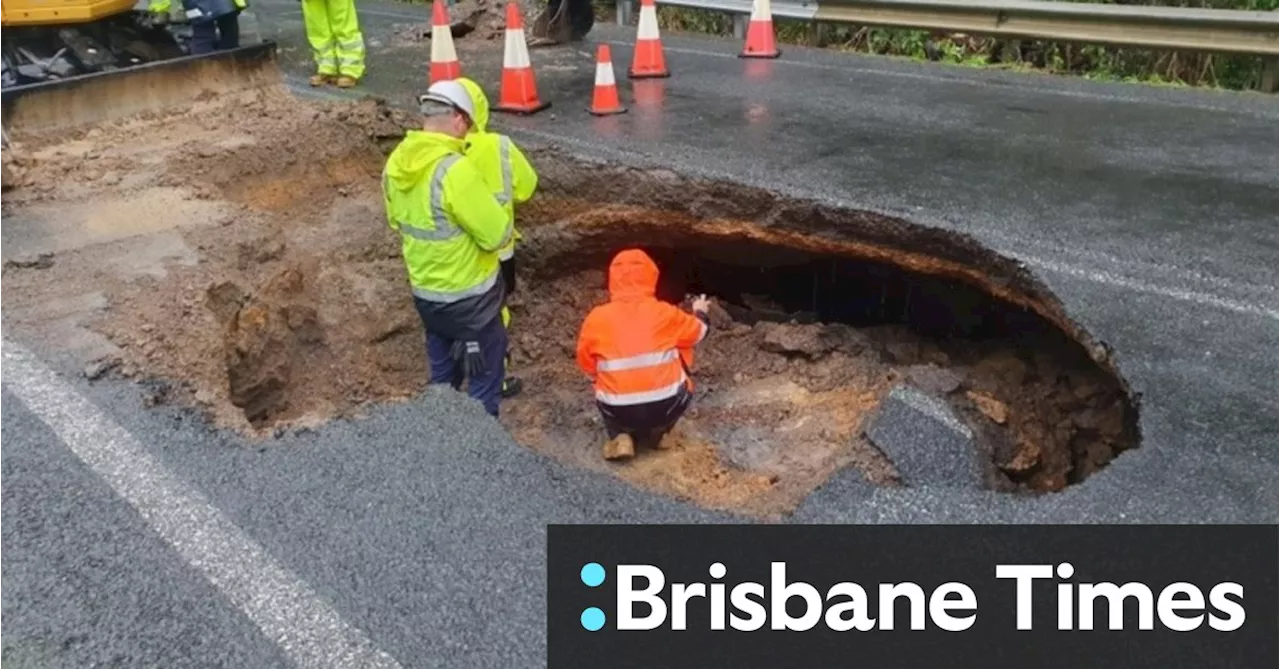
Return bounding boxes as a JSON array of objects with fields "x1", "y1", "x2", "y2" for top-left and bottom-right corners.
[
  {"x1": 458, "y1": 78, "x2": 538, "y2": 262},
  {"x1": 576, "y1": 249, "x2": 709, "y2": 406},
  {"x1": 382, "y1": 130, "x2": 512, "y2": 303}
]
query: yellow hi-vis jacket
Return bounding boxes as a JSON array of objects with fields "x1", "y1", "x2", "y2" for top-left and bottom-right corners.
[
  {"x1": 382, "y1": 131, "x2": 512, "y2": 303},
  {"x1": 458, "y1": 78, "x2": 538, "y2": 262}
]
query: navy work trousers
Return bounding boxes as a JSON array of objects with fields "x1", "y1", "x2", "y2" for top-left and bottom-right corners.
[
  {"x1": 415, "y1": 301, "x2": 507, "y2": 418},
  {"x1": 190, "y1": 11, "x2": 241, "y2": 55},
  {"x1": 598, "y1": 384, "x2": 692, "y2": 441},
  {"x1": 500, "y1": 257, "x2": 517, "y2": 295}
]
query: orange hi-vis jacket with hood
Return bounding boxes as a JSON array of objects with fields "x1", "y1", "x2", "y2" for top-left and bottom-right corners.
[{"x1": 576, "y1": 249, "x2": 710, "y2": 406}]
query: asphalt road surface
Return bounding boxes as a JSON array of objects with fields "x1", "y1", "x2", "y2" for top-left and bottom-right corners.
[{"x1": 3, "y1": 3, "x2": 1277, "y2": 666}]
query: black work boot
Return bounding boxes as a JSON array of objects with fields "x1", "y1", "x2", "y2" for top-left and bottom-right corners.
[
  {"x1": 501, "y1": 352, "x2": 522, "y2": 398},
  {"x1": 501, "y1": 376, "x2": 524, "y2": 398}
]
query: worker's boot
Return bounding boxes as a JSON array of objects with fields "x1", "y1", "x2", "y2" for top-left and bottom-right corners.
[
  {"x1": 335, "y1": 76, "x2": 358, "y2": 89},
  {"x1": 602, "y1": 433, "x2": 635, "y2": 461},
  {"x1": 501, "y1": 376, "x2": 523, "y2": 399},
  {"x1": 656, "y1": 428, "x2": 682, "y2": 451},
  {"x1": 501, "y1": 351, "x2": 522, "y2": 398},
  {"x1": 309, "y1": 73, "x2": 334, "y2": 87}
]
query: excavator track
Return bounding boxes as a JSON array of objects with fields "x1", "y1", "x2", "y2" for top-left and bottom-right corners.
[
  {"x1": 3, "y1": 0, "x2": 283, "y2": 139},
  {"x1": 3, "y1": 12, "x2": 184, "y2": 87},
  {"x1": 2, "y1": 40, "x2": 281, "y2": 137}
]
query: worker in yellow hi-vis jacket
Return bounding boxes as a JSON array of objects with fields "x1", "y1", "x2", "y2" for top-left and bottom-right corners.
[
  {"x1": 302, "y1": 0, "x2": 367, "y2": 88},
  {"x1": 456, "y1": 78, "x2": 538, "y2": 399}
]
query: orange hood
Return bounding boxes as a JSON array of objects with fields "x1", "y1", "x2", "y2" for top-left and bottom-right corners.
[{"x1": 607, "y1": 249, "x2": 659, "y2": 302}]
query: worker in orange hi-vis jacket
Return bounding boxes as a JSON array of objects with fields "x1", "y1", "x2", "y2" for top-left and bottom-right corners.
[{"x1": 575, "y1": 249, "x2": 712, "y2": 461}]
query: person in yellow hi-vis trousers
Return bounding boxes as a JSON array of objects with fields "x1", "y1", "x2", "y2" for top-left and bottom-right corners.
[{"x1": 302, "y1": 0, "x2": 367, "y2": 88}]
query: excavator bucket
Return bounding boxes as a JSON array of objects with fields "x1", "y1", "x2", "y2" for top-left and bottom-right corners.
[
  {"x1": 527, "y1": 0, "x2": 594, "y2": 47},
  {"x1": 528, "y1": 1, "x2": 571, "y2": 46},
  {"x1": 2, "y1": 40, "x2": 281, "y2": 139}
]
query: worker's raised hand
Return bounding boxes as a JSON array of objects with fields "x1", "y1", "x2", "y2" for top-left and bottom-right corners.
[{"x1": 691, "y1": 294, "x2": 711, "y2": 314}]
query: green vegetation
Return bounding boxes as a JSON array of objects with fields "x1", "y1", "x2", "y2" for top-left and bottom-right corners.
[{"x1": 594, "y1": 0, "x2": 1277, "y2": 91}]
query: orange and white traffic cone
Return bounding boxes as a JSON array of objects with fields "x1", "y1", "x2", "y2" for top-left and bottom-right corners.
[
  {"x1": 629, "y1": 0, "x2": 669, "y2": 79},
  {"x1": 429, "y1": 0, "x2": 461, "y2": 83},
  {"x1": 740, "y1": 0, "x2": 781, "y2": 59},
  {"x1": 494, "y1": 2, "x2": 550, "y2": 115},
  {"x1": 588, "y1": 45, "x2": 626, "y2": 115}
]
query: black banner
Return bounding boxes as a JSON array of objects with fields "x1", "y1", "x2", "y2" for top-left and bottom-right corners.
[{"x1": 547, "y1": 525, "x2": 1277, "y2": 668}]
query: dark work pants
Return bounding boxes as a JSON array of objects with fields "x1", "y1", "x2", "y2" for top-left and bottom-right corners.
[
  {"x1": 500, "y1": 257, "x2": 516, "y2": 295},
  {"x1": 190, "y1": 11, "x2": 241, "y2": 55},
  {"x1": 598, "y1": 384, "x2": 692, "y2": 441},
  {"x1": 500, "y1": 258, "x2": 516, "y2": 379},
  {"x1": 415, "y1": 302, "x2": 507, "y2": 418}
]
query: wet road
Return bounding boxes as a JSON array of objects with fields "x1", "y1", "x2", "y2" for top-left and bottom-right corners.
[{"x1": 3, "y1": 3, "x2": 1277, "y2": 667}]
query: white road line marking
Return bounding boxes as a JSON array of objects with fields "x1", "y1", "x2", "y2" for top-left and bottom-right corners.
[
  {"x1": 2, "y1": 342, "x2": 404, "y2": 669},
  {"x1": 1010, "y1": 253, "x2": 1280, "y2": 320},
  {"x1": 890, "y1": 385, "x2": 973, "y2": 439},
  {"x1": 970, "y1": 228, "x2": 1277, "y2": 298}
]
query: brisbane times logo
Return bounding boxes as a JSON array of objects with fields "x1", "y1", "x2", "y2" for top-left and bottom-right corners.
[
  {"x1": 572, "y1": 561, "x2": 1248, "y2": 633},
  {"x1": 550, "y1": 527, "x2": 1273, "y2": 669}
]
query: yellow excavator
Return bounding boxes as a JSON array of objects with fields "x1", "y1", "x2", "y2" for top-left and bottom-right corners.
[
  {"x1": 0, "y1": 0, "x2": 591, "y2": 137},
  {"x1": 2, "y1": 0, "x2": 279, "y2": 136}
]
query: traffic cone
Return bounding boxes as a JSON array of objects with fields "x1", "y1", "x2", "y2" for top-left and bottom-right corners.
[
  {"x1": 494, "y1": 2, "x2": 550, "y2": 115},
  {"x1": 588, "y1": 45, "x2": 626, "y2": 115},
  {"x1": 740, "y1": 0, "x2": 781, "y2": 59},
  {"x1": 629, "y1": 0, "x2": 669, "y2": 79},
  {"x1": 429, "y1": 0, "x2": 461, "y2": 83}
]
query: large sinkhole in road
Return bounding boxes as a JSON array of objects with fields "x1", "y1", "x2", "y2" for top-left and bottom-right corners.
[
  {"x1": 19, "y1": 98, "x2": 1137, "y2": 518},
  {"x1": 505, "y1": 209, "x2": 1138, "y2": 514}
]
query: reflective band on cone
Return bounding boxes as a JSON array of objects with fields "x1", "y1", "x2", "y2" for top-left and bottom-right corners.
[
  {"x1": 589, "y1": 44, "x2": 627, "y2": 115},
  {"x1": 494, "y1": 2, "x2": 551, "y2": 115},
  {"x1": 740, "y1": 0, "x2": 781, "y2": 59},
  {"x1": 429, "y1": 0, "x2": 461, "y2": 83},
  {"x1": 629, "y1": 0, "x2": 669, "y2": 79}
]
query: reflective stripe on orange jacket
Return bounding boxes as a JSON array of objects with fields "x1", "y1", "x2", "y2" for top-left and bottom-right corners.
[{"x1": 576, "y1": 249, "x2": 709, "y2": 406}]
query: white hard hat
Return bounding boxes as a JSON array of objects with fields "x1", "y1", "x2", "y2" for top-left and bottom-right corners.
[{"x1": 419, "y1": 80, "x2": 475, "y2": 120}]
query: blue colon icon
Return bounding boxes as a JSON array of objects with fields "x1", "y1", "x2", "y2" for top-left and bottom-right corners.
[
  {"x1": 581, "y1": 607, "x2": 606, "y2": 631},
  {"x1": 580, "y1": 562, "x2": 605, "y2": 587}
]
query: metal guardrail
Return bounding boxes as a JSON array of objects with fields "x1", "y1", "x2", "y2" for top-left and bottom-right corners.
[{"x1": 615, "y1": 0, "x2": 1280, "y2": 57}]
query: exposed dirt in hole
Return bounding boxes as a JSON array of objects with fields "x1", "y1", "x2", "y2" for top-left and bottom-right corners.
[
  {"x1": 501, "y1": 264, "x2": 897, "y2": 515},
  {"x1": 0, "y1": 90, "x2": 1139, "y2": 518},
  {"x1": 503, "y1": 214, "x2": 1136, "y2": 511},
  {"x1": 3, "y1": 90, "x2": 419, "y2": 433}
]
